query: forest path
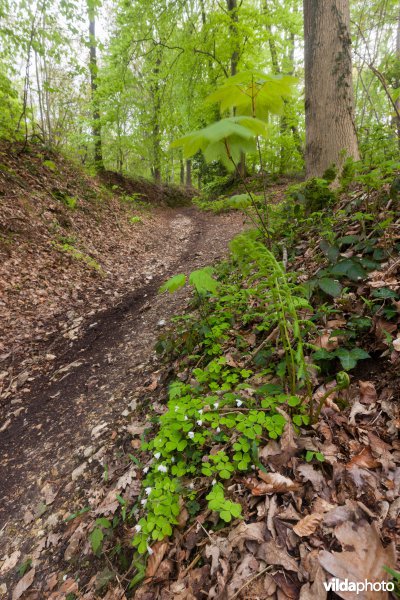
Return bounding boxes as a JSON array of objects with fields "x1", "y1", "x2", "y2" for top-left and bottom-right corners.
[{"x1": 0, "y1": 207, "x2": 244, "y2": 579}]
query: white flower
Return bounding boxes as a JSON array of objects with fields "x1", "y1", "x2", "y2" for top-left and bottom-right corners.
[
  {"x1": 158, "y1": 465, "x2": 168, "y2": 473},
  {"x1": 174, "y1": 405, "x2": 179, "y2": 412},
  {"x1": 198, "y1": 409, "x2": 203, "y2": 415},
  {"x1": 147, "y1": 544, "x2": 154, "y2": 555},
  {"x1": 197, "y1": 420, "x2": 203, "y2": 426},
  {"x1": 141, "y1": 499, "x2": 147, "y2": 506},
  {"x1": 188, "y1": 431, "x2": 195, "y2": 439},
  {"x1": 184, "y1": 415, "x2": 188, "y2": 421},
  {"x1": 188, "y1": 482, "x2": 194, "y2": 489},
  {"x1": 251, "y1": 464, "x2": 256, "y2": 470},
  {"x1": 216, "y1": 427, "x2": 221, "y2": 433},
  {"x1": 212, "y1": 479, "x2": 217, "y2": 486},
  {"x1": 236, "y1": 399, "x2": 243, "y2": 407},
  {"x1": 134, "y1": 524, "x2": 141, "y2": 533},
  {"x1": 154, "y1": 452, "x2": 161, "y2": 460},
  {"x1": 213, "y1": 402, "x2": 219, "y2": 409},
  {"x1": 145, "y1": 486, "x2": 152, "y2": 495},
  {"x1": 171, "y1": 457, "x2": 175, "y2": 463},
  {"x1": 143, "y1": 466, "x2": 149, "y2": 474}
]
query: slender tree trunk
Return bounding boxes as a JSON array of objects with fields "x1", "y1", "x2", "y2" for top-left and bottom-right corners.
[
  {"x1": 185, "y1": 159, "x2": 192, "y2": 187},
  {"x1": 227, "y1": 0, "x2": 246, "y2": 176},
  {"x1": 151, "y1": 54, "x2": 162, "y2": 184},
  {"x1": 395, "y1": 5, "x2": 400, "y2": 148},
  {"x1": 180, "y1": 153, "x2": 185, "y2": 185},
  {"x1": 304, "y1": 0, "x2": 359, "y2": 178},
  {"x1": 88, "y1": 1, "x2": 104, "y2": 172}
]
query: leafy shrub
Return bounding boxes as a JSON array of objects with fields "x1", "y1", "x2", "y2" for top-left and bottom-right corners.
[{"x1": 287, "y1": 178, "x2": 336, "y2": 214}]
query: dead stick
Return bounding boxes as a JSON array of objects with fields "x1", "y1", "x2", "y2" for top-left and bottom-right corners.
[{"x1": 243, "y1": 327, "x2": 279, "y2": 366}]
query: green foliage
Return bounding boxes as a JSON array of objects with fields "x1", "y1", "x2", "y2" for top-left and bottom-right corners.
[
  {"x1": 160, "y1": 267, "x2": 219, "y2": 296},
  {"x1": 313, "y1": 347, "x2": 370, "y2": 371},
  {"x1": 54, "y1": 241, "x2": 103, "y2": 272},
  {"x1": 129, "y1": 216, "x2": 142, "y2": 224},
  {"x1": 287, "y1": 178, "x2": 336, "y2": 215},
  {"x1": 43, "y1": 159, "x2": 58, "y2": 172},
  {"x1": 159, "y1": 274, "x2": 187, "y2": 294},
  {"x1": 0, "y1": 69, "x2": 22, "y2": 140},
  {"x1": 171, "y1": 116, "x2": 268, "y2": 170},
  {"x1": 205, "y1": 71, "x2": 296, "y2": 119}
]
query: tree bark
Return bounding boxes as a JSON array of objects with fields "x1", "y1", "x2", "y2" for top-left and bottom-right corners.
[
  {"x1": 180, "y1": 154, "x2": 185, "y2": 185},
  {"x1": 88, "y1": 1, "x2": 104, "y2": 172},
  {"x1": 185, "y1": 159, "x2": 192, "y2": 187},
  {"x1": 304, "y1": 0, "x2": 359, "y2": 178},
  {"x1": 227, "y1": 0, "x2": 246, "y2": 176},
  {"x1": 395, "y1": 5, "x2": 400, "y2": 148}
]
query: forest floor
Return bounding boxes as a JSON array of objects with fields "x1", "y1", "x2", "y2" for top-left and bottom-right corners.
[
  {"x1": 1, "y1": 147, "x2": 399, "y2": 600},
  {"x1": 0, "y1": 144, "x2": 245, "y2": 598}
]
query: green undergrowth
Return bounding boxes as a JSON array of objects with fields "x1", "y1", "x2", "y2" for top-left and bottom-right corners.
[
  {"x1": 130, "y1": 164, "x2": 400, "y2": 561},
  {"x1": 87, "y1": 161, "x2": 400, "y2": 589}
]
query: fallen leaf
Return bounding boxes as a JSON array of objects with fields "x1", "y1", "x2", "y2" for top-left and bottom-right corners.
[
  {"x1": 126, "y1": 421, "x2": 148, "y2": 436},
  {"x1": 359, "y1": 381, "x2": 377, "y2": 404},
  {"x1": 299, "y1": 567, "x2": 327, "y2": 599},
  {"x1": 205, "y1": 543, "x2": 222, "y2": 576},
  {"x1": 319, "y1": 521, "x2": 395, "y2": 599},
  {"x1": 0, "y1": 550, "x2": 20, "y2": 574},
  {"x1": 12, "y1": 568, "x2": 35, "y2": 600},
  {"x1": 293, "y1": 513, "x2": 323, "y2": 537},
  {"x1": 297, "y1": 463, "x2": 325, "y2": 492},
  {"x1": 41, "y1": 482, "x2": 57, "y2": 505},
  {"x1": 269, "y1": 407, "x2": 298, "y2": 467},
  {"x1": 349, "y1": 400, "x2": 374, "y2": 425},
  {"x1": 255, "y1": 471, "x2": 299, "y2": 494},
  {"x1": 227, "y1": 521, "x2": 265, "y2": 552},
  {"x1": 227, "y1": 555, "x2": 259, "y2": 597},
  {"x1": 257, "y1": 541, "x2": 300, "y2": 573},
  {"x1": 346, "y1": 446, "x2": 379, "y2": 470},
  {"x1": 316, "y1": 333, "x2": 338, "y2": 351},
  {"x1": 145, "y1": 541, "x2": 169, "y2": 579}
]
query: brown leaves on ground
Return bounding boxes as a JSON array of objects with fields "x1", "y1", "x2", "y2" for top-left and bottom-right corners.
[
  {"x1": 12, "y1": 568, "x2": 35, "y2": 600},
  {"x1": 319, "y1": 521, "x2": 396, "y2": 600},
  {"x1": 293, "y1": 513, "x2": 323, "y2": 537},
  {"x1": 246, "y1": 471, "x2": 300, "y2": 495},
  {"x1": 145, "y1": 541, "x2": 169, "y2": 580}
]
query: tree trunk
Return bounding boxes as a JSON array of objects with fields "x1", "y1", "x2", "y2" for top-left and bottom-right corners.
[
  {"x1": 395, "y1": 5, "x2": 400, "y2": 148},
  {"x1": 185, "y1": 159, "x2": 192, "y2": 187},
  {"x1": 88, "y1": 1, "x2": 104, "y2": 172},
  {"x1": 304, "y1": 0, "x2": 359, "y2": 178},
  {"x1": 180, "y1": 154, "x2": 185, "y2": 185},
  {"x1": 227, "y1": 0, "x2": 246, "y2": 176},
  {"x1": 151, "y1": 54, "x2": 162, "y2": 184}
]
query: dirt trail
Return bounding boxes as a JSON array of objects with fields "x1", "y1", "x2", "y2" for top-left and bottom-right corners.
[{"x1": 0, "y1": 207, "x2": 243, "y2": 586}]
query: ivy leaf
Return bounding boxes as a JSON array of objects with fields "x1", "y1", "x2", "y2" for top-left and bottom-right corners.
[{"x1": 318, "y1": 278, "x2": 342, "y2": 297}]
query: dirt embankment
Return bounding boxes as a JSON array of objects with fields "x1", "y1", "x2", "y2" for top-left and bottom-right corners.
[{"x1": 0, "y1": 143, "x2": 194, "y2": 416}]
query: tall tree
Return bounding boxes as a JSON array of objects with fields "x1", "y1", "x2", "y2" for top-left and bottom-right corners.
[
  {"x1": 88, "y1": 0, "x2": 104, "y2": 172},
  {"x1": 304, "y1": 0, "x2": 359, "y2": 177}
]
